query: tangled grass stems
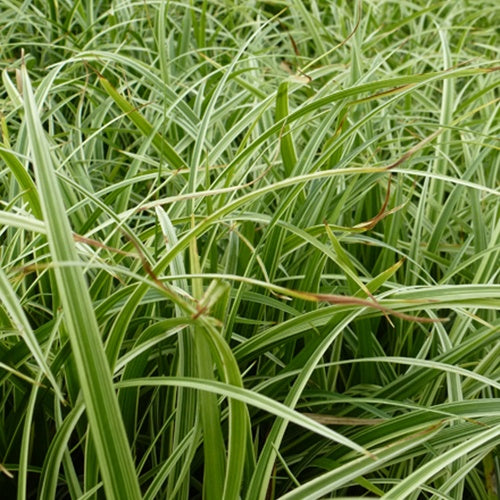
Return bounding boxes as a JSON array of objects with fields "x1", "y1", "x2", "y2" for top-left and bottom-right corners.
[{"x1": 0, "y1": 1, "x2": 499, "y2": 498}]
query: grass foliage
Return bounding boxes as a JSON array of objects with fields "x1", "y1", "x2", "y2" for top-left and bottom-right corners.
[{"x1": 1, "y1": 0, "x2": 499, "y2": 498}]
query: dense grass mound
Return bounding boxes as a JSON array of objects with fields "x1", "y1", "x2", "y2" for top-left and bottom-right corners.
[{"x1": 1, "y1": 1, "x2": 499, "y2": 498}]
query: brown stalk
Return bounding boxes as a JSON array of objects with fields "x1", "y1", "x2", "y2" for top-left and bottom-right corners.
[
  {"x1": 296, "y1": 291, "x2": 444, "y2": 324},
  {"x1": 304, "y1": 413, "x2": 386, "y2": 426}
]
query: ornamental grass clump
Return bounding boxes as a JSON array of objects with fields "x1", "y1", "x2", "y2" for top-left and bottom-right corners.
[{"x1": 0, "y1": 1, "x2": 499, "y2": 498}]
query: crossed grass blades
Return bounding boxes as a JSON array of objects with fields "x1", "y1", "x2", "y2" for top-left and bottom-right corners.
[{"x1": 1, "y1": 1, "x2": 499, "y2": 499}]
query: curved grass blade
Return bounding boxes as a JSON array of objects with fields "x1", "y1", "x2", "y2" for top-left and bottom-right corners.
[
  {"x1": 0, "y1": 269, "x2": 63, "y2": 402},
  {"x1": 117, "y1": 377, "x2": 370, "y2": 457}
]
